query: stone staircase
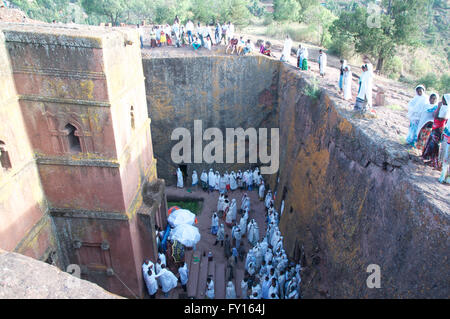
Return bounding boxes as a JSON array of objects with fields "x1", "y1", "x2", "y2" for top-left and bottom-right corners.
[{"x1": 186, "y1": 248, "x2": 246, "y2": 299}]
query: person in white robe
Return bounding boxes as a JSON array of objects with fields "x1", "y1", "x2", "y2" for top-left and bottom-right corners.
[
  {"x1": 271, "y1": 230, "x2": 281, "y2": 249},
  {"x1": 355, "y1": 63, "x2": 373, "y2": 113},
  {"x1": 241, "y1": 194, "x2": 250, "y2": 213},
  {"x1": 142, "y1": 260, "x2": 154, "y2": 275},
  {"x1": 439, "y1": 93, "x2": 450, "y2": 184},
  {"x1": 155, "y1": 258, "x2": 162, "y2": 275},
  {"x1": 225, "y1": 206, "x2": 234, "y2": 226},
  {"x1": 239, "y1": 210, "x2": 248, "y2": 237},
  {"x1": 223, "y1": 198, "x2": 230, "y2": 218},
  {"x1": 268, "y1": 278, "x2": 279, "y2": 299},
  {"x1": 247, "y1": 219, "x2": 259, "y2": 246},
  {"x1": 224, "y1": 171, "x2": 231, "y2": 191},
  {"x1": 366, "y1": 62, "x2": 374, "y2": 110},
  {"x1": 248, "y1": 259, "x2": 258, "y2": 276},
  {"x1": 226, "y1": 281, "x2": 237, "y2": 299},
  {"x1": 241, "y1": 278, "x2": 249, "y2": 299},
  {"x1": 275, "y1": 237, "x2": 283, "y2": 254},
  {"x1": 211, "y1": 212, "x2": 219, "y2": 235},
  {"x1": 318, "y1": 50, "x2": 327, "y2": 77},
  {"x1": 296, "y1": 44, "x2": 303, "y2": 67},
  {"x1": 237, "y1": 170, "x2": 243, "y2": 189},
  {"x1": 247, "y1": 171, "x2": 253, "y2": 190},
  {"x1": 214, "y1": 171, "x2": 220, "y2": 191},
  {"x1": 158, "y1": 252, "x2": 166, "y2": 267},
  {"x1": 229, "y1": 198, "x2": 237, "y2": 223},
  {"x1": 264, "y1": 190, "x2": 272, "y2": 209},
  {"x1": 258, "y1": 181, "x2": 265, "y2": 201},
  {"x1": 176, "y1": 167, "x2": 183, "y2": 188},
  {"x1": 208, "y1": 169, "x2": 215, "y2": 191},
  {"x1": 154, "y1": 264, "x2": 178, "y2": 296},
  {"x1": 252, "y1": 168, "x2": 259, "y2": 185},
  {"x1": 242, "y1": 170, "x2": 249, "y2": 189},
  {"x1": 217, "y1": 193, "x2": 225, "y2": 214},
  {"x1": 214, "y1": 223, "x2": 225, "y2": 246},
  {"x1": 206, "y1": 277, "x2": 215, "y2": 299},
  {"x1": 300, "y1": 46, "x2": 308, "y2": 70},
  {"x1": 416, "y1": 93, "x2": 439, "y2": 146},
  {"x1": 240, "y1": 193, "x2": 248, "y2": 212},
  {"x1": 191, "y1": 170, "x2": 198, "y2": 187},
  {"x1": 178, "y1": 262, "x2": 189, "y2": 292},
  {"x1": 406, "y1": 85, "x2": 428, "y2": 146},
  {"x1": 245, "y1": 248, "x2": 256, "y2": 269},
  {"x1": 264, "y1": 249, "x2": 273, "y2": 265},
  {"x1": 219, "y1": 174, "x2": 227, "y2": 193},
  {"x1": 229, "y1": 171, "x2": 237, "y2": 190},
  {"x1": 233, "y1": 225, "x2": 242, "y2": 248},
  {"x1": 251, "y1": 281, "x2": 261, "y2": 299},
  {"x1": 144, "y1": 268, "x2": 158, "y2": 298},
  {"x1": 200, "y1": 169, "x2": 208, "y2": 190},
  {"x1": 280, "y1": 35, "x2": 292, "y2": 62},
  {"x1": 261, "y1": 276, "x2": 271, "y2": 299},
  {"x1": 259, "y1": 239, "x2": 268, "y2": 255},
  {"x1": 286, "y1": 277, "x2": 299, "y2": 299},
  {"x1": 343, "y1": 65, "x2": 352, "y2": 101}
]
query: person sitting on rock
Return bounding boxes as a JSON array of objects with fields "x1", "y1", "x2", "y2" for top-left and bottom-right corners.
[{"x1": 192, "y1": 36, "x2": 201, "y2": 50}]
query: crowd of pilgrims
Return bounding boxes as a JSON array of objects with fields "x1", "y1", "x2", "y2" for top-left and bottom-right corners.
[
  {"x1": 137, "y1": 16, "x2": 282, "y2": 57},
  {"x1": 406, "y1": 88, "x2": 450, "y2": 184},
  {"x1": 176, "y1": 166, "x2": 301, "y2": 299},
  {"x1": 142, "y1": 166, "x2": 300, "y2": 299}
]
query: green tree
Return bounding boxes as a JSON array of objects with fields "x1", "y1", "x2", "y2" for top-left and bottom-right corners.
[
  {"x1": 10, "y1": 0, "x2": 71, "y2": 22},
  {"x1": 218, "y1": 0, "x2": 251, "y2": 26},
  {"x1": 302, "y1": 5, "x2": 336, "y2": 46},
  {"x1": 190, "y1": 0, "x2": 217, "y2": 23},
  {"x1": 273, "y1": 0, "x2": 300, "y2": 22},
  {"x1": 330, "y1": 0, "x2": 428, "y2": 72},
  {"x1": 296, "y1": 0, "x2": 319, "y2": 22},
  {"x1": 248, "y1": 0, "x2": 264, "y2": 17},
  {"x1": 81, "y1": 0, "x2": 131, "y2": 25}
]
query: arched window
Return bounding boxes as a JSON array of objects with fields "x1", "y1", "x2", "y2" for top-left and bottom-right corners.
[
  {"x1": 130, "y1": 106, "x2": 135, "y2": 130},
  {"x1": 0, "y1": 141, "x2": 12, "y2": 170},
  {"x1": 65, "y1": 124, "x2": 82, "y2": 153}
]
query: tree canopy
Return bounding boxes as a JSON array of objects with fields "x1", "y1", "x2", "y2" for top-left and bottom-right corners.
[{"x1": 330, "y1": 0, "x2": 429, "y2": 72}]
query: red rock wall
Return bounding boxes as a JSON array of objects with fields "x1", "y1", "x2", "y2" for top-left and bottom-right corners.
[
  {"x1": 0, "y1": 31, "x2": 53, "y2": 261},
  {"x1": 269, "y1": 63, "x2": 449, "y2": 298}
]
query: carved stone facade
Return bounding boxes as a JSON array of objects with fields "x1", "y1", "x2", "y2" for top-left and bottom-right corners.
[{"x1": 0, "y1": 24, "x2": 167, "y2": 298}]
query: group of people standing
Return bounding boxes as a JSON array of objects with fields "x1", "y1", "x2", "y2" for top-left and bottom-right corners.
[
  {"x1": 139, "y1": 16, "x2": 236, "y2": 51},
  {"x1": 142, "y1": 252, "x2": 189, "y2": 298},
  {"x1": 406, "y1": 86, "x2": 450, "y2": 183},
  {"x1": 207, "y1": 173, "x2": 300, "y2": 299},
  {"x1": 242, "y1": 188, "x2": 301, "y2": 299},
  {"x1": 176, "y1": 167, "x2": 264, "y2": 193}
]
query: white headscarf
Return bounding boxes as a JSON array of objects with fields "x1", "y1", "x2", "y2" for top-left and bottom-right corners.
[
  {"x1": 407, "y1": 85, "x2": 428, "y2": 121},
  {"x1": 417, "y1": 92, "x2": 439, "y2": 139},
  {"x1": 439, "y1": 93, "x2": 450, "y2": 119}
]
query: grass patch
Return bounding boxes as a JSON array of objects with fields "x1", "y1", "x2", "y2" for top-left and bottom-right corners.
[
  {"x1": 304, "y1": 76, "x2": 321, "y2": 100},
  {"x1": 167, "y1": 200, "x2": 202, "y2": 215}
]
